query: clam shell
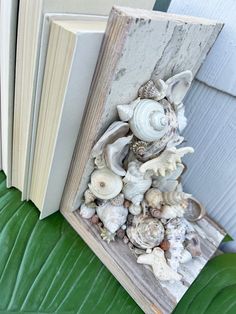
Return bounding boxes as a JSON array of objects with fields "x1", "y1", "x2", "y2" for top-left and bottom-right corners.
[
  {"x1": 165, "y1": 70, "x2": 193, "y2": 105},
  {"x1": 126, "y1": 215, "x2": 164, "y2": 249},
  {"x1": 96, "y1": 202, "x2": 128, "y2": 233},
  {"x1": 88, "y1": 168, "x2": 123, "y2": 200},
  {"x1": 91, "y1": 121, "x2": 129, "y2": 157},
  {"x1": 105, "y1": 135, "x2": 133, "y2": 176}
]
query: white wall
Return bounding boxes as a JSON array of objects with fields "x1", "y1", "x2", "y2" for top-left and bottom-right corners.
[{"x1": 168, "y1": 0, "x2": 236, "y2": 251}]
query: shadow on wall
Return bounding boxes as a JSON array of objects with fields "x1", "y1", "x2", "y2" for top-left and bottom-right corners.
[{"x1": 154, "y1": 0, "x2": 172, "y2": 11}]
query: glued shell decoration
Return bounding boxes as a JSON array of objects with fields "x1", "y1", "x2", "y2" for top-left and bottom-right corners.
[
  {"x1": 138, "y1": 79, "x2": 167, "y2": 101},
  {"x1": 118, "y1": 98, "x2": 172, "y2": 142},
  {"x1": 96, "y1": 202, "x2": 128, "y2": 233},
  {"x1": 140, "y1": 147, "x2": 194, "y2": 176},
  {"x1": 137, "y1": 247, "x2": 182, "y2": 281},
  {"x1": 123, "y1": 160, "x2": 152, "y2": 205},
  {"x1": 105, "y1": 135, "x2": 133, "y2": 176},
  {"x1": 166, "y1": 70, "x2": 193, "y2": 105},
  {"x1": 88, "y1": 168, "x2": 122, "y2": 200},
  {"x1": 92, "y1": 121, "x2": 129, "y2": 157},
  {"x1": 80, "y1": 202, "x2": 96, "y2": 219},
  {"x1": 145, "y1": 188, "x2": 191, "y2": 209},
  {"x1": 126, "y1": 215, "x2": 164, "y2": 249}
]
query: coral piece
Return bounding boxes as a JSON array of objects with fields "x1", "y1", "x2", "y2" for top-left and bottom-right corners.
[
  {"x1": 140, "y1": 147, "x2": 194, "y2": 176},
  {"x1": 137, "y1": 247, "x2": 182, "y2": 281}
]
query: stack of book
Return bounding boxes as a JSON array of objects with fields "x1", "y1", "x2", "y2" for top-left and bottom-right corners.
[{"x1": 0, "y1": 0, "x2": 155, "y2": 218}]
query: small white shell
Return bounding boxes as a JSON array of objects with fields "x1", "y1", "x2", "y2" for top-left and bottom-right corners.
[
  {"x1": 140, "y1": 147, "x2": 194, "y2": 176},
  {"x1": 96, "y1": 202, "x2": 128, "y2": 233},
  {"x1": 80, "y1": 202, "x2": 96, "y2": 219},
  {"x1": 84, "y1": 189, "x2": 96, "y2": 204},
  {"x1": 129, "y1": 204, "x2": 142, "y2": 215},
  {"x1": 126, "y1": 215, "x2": 164, "y2": 249},
  {"x1": 165, "y1": 70, "x2": 193, "y2": 105},
  {"x1": 105, "y1": 135, "x2": 133, "y2": 176},
  {"x1": 123, "y1": 160, "x2": 152, "y2": 205},
  {"x1": 179, "y1": 250, "x2": 192, "y2": 264},
  {"x1": 137, "y1": 247, "x2": 182, "y2": 281},
  {"x1": 145, "y1": 188, "x2": 163, "y2": 209},
  {"x1": 88, "y1": 168, "x2": 123, "y2": 200},
  {"x1": 92, "y1": 121, "x2": 129, "y2": 157}
]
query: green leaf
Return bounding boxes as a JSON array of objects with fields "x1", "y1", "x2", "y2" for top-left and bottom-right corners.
[
  {"x1": 222, "y1": 234, "x2": 234, "y2": 243},
  {"x1": 0, "y1": 172, "x2": 142, "y2": 313},
  {"x1": 173, "y1": 253, "x2": 236, "y2": 314}
]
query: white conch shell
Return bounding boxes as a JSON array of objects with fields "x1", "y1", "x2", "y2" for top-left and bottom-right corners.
[
  {"x1": 104, "y1": 135, "x2": 133, "y2": 176},
  {"x1": 80, "y1": 202, "x2": 96, "y2": 219},
  {"x1": 138, "y1": 79, "x2": 167, "y2": 101},
  {"x1": 89, "y1": 168, "x2": 123, "y2": 200},
  {"x1": 165, "y1": 70, "x2": 193, "y2": 105},
  {"x1": 96, "y1": 202, "x2": 128, "y2": 233},
  {"x1": 130, "y1": 99, "x2": 168, "y2": 142},
  {"x1": 117, "y1": 98, "x2": 140, "y2": 121},
  {"x1": 126, "y1": 215, "x2": 164, "y2": 249},
  {"x1": 140, "y1": 147, "x2": 194, "y2": 176},
  {"x1": 92, "y1": 121, "x2": 129, "y2": 157},
  {"x1": 123, "y1": 160, "x2": 152, "y2": 205},
  {"x1": 152, "y1": 163, "x2": 185, "y2": 192},
  {"x1": 137, "y1": 248, "x2": 182, "y2": 281},
  {"x1": 165, "y1": 218, "x2": 187, "y2": 271}
]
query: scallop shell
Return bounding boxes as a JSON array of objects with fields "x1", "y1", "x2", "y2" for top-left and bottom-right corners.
[
  {"x1": 91, "y1": 121, "x2": 129, "y2": 158},
  {"x1": 138, "y1": 79, "x2": 167, "y2": 101},
  {"x1": 123, "y1": 160, "x2": 152, "y2": 205},
  {"x1": 104, "y1": 135, "x2": 133, "y2": 176},
  {"x1": 145, "y1": 188, "x2": 163, "y2": 209},
  {"x1": 126, "y1": 215, "x2": 164, "y2": 249},
  {"x1": 137, "y1": 247, "x2": 182, "y2": 281},
  {"x1": 152, "y1": 163, "x2": 185, "y2": 192},
  {"x1": 88, "y1": 168, "x2": 123, "y2": 200},
  {"x1": 96, "y1": 202, "x2": 128, "y2": 233},
  {"x1": 140, "y1": 146, "x2": 194, "y2": 176},
  {"x1": 165, "y1": 70, "x2": 193, "y2": 105},
  {"x1": 80, "y1": 202, "x2": 96, "y2": 219}
]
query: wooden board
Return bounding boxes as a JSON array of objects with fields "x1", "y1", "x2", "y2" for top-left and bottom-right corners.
[
  {"x1": 60, "y1": 6, "x2": 224, "y2": 314},
  {"x1": 61, "y1": 208, "x2": 225, "y2": 314}
]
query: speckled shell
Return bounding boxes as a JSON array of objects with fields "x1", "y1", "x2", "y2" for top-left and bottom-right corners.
[
  {"x1": 126, "y1": 215, "x2": 164, "y2": 249},
  {"x1": 88, "y1": 168, "x2": 123, "y2": 200},
  {"x1": 122, "y1": 160, "x2": 152, "y2": 205},
  {"x1": 96, "y1": 202, "x2": 128, "y2": 234}
]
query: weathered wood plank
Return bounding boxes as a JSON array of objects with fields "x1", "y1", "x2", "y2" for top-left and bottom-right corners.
[
  {"x1": 61, "y1": 208, "x2": 225, "y2": 314},
  {"x1": 60, "y1": 6, "x2": 222, "y2": 212},
  {"x1": 168, "y1": 0, "x2": 236, "y2": 96}
]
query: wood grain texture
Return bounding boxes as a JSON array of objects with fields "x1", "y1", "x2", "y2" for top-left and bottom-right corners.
[
  {"x1": 168, "y1": 0, "x2": 236, "y2": 96},
  {"x1": 177, "y1": 80, "x2": 236, "y2": 251},
  {"x1": 60, "y1": 6, "x2": 223, "y2": 212},
  {"x1": 61, "y1": 207, "x2": 225, "y2": 314}
]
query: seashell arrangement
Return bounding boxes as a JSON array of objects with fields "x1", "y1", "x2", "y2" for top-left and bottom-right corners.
[{"x1": 79, "y1": 70, "x2": 205, "y2": 283}]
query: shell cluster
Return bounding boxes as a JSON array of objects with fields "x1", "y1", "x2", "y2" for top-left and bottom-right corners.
[{"x1": 79, "y1": 70, "x2": 205, "y2": 282}]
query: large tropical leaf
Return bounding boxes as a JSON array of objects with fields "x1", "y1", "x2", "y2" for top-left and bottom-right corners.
[
  {"x1": 173, "y1": 253, "x2": 236, "y2": 314},
  {"x1": 0, "y1": 172, "x2": 141, "y2": 313}
]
